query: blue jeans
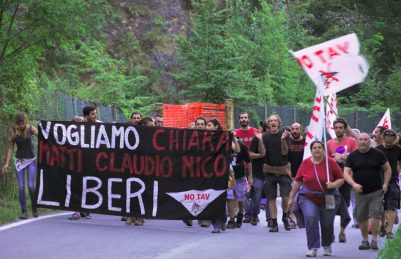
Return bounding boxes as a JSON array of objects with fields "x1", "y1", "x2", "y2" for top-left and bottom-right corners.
[
  {"x1": 299, "y1": 194, "x2": 339, "y2": 250},
  {"x1": 244, "y1": 177, "x2": 271, "y2": 220},
  {"x1": 16, "y1": 160, "x2": 37, "y2": 211}
]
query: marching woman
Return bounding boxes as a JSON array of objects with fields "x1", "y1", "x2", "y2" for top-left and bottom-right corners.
[
  {"x1": 288, "y1": 140, "x2": 344, "y2": 257},
  {"x1": 2, "y1": 113, "x2": 39, "y2": 219},
  {"x1": 206, "y1": 118, "x2": 241, "y2": 233}
]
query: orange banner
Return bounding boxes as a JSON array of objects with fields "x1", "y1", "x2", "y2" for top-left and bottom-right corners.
[{"x1": 163, "y1": 102, "x2": 225, "y2": 129}]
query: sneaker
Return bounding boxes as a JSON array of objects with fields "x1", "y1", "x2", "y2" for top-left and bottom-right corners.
[
  {"x1": 211, "y1": 224, "x2": 221, "y2": 233},
  {"x1": 134, "y1": 218, "x2": 144, "y2": 226},
  {"x1": 199, "y1": 220, "x2": 210, "y2": 228},
  {"x1": 183, "y1": 219, "x2": 193, "y2": 227},
  {"x1": 220, "y1": 222, "x2": 227, "y2": 231},
  {"x1": 19, "y1": 210, "x2": 28, "y2": 220},
  {"x1": 283, "y1": 218, "x2": 291, "y2": 231},
  {"x1": 84, "y1": 212, "x2": 91, "y2": 219},
  {"x1": 211, "y1": 228, "x2": 221, "y2": 233},
  {"x1": 370, "y1": 240, "x2": 379, "y2": 250},
  {"x1": 358, "y1": 240, "x2": 370, "y2": 250},
  {"x1": 305, "y1": 249, "x2": 317, "y2": 257},
  {"x1": 121, "y1": 216, "x2": 127, "y2": 221},
  {"x1": 32, "y1": 209, "x2": 39, "y2": 218},
  {"x1": 269, "y1": 224, "x2": 279, "y2": 232},
  {"x1": 243, "y1": 215, "x2": 251, "y2": 223},
  {"x1": 236, "y1": 213, "x2": 243, "y2": 228},
  {"x1": 250, "y1": 215, "x2": 258, "y2": 226},
  {"x1": 267, "y1": 219, "x2": 274, "y2": 228},
  {"x1": 323, "y1": 246, "x2": 332, "y2": 256},
  {"x1": 290, "y1": 219, "x2": 297, "y2": 229},
  {"x1": 386, "y1": 232, "x2": 394, "y2": 240},
  {"x1": 338, "y1": 232, "x2": 346, "y2": 243},
  {"x1": 379, "y1": 225, "x2": 386, "y2": 237},
  {"x1": 126, "y1": 217, "x2": 134, "y2": 225},
  {"x1": 227, "y1": 220, "x2": 236, "y2": 229},
  {"x1": 68, "y1": 212, "x2": 80, "y2": 220}
]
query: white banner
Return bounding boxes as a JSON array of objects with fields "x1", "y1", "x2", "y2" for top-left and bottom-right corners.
[
  {"x1": 374, "y1": 108, "x2": 391, "y2": 133},
  {"x1": 293, "y1": 33, "x2": 369, "y2": 96},
  {"x1": 326, "y1": 94, "x2": 338, "y2": 139},
  {"x1": 303, "y1": 90, "x2": 325, "y2": 160}
]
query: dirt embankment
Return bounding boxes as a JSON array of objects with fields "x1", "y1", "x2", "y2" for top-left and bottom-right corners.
[{"x1": 105, "y1": 0, "x2": 190, "y2": 94}]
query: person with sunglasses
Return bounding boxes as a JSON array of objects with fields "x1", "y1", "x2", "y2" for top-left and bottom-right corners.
[{"x1": 375, "y1": 129, "x2": 401, "y2": 239}]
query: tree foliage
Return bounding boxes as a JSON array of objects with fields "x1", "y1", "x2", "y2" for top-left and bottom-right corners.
[
  {"x1": 174, "y1": 0, "x2": 313, "y2": 106},
  {"x1": 1, "y1": 0, "x2": 401, "y2": 118}
]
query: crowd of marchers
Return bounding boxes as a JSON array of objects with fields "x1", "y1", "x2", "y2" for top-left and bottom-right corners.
[{"x1": 3, "y1": 106, "x2": 400, "y2": 257}]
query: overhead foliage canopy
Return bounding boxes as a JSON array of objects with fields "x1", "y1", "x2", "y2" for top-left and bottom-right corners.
[{"x1": 1, "y1": 0, "x2": 400, "y2": 119}]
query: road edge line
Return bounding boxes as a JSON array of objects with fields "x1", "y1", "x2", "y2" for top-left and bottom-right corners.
[{"x1": 0, "y1": 212, "x2": 71, "y2": 231}]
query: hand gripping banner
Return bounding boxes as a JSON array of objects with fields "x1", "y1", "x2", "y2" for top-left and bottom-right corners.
[{"x1": 35, "y1": 121, "x2": 231, "y2": 220}]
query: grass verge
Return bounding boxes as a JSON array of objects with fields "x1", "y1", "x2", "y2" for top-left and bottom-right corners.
[{"x1": 377, "y1": 224, "x2": 401, "y2": 259}]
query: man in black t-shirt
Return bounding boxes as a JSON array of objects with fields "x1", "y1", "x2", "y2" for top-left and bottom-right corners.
[
  {"x1": 248, "y1": 130, "x2": 266, "y2": 226},
  {"x1": 287, "y1": 122, "x2": 305, "y2": 229},
  {"x1": 376, "y1": 129, "x2": 401, "y2": 239},
  {"x1": 344, "y1": 133, "x2": 391, "y2": 250},
  {"x1": 288, "y1": 123, "x2": 305, "y2": 178},
  {"x1": 263, "y1": 114, "x2": 292, "y2": 232}
]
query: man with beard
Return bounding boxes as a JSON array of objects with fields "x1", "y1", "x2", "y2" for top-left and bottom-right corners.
[
  {"x1": 236, "y1": 112, "x2": 257, "y2": 223},
  {"x1": 372, "y1": 126, "x2": 386, "y2": 148},
  {"x1": 327, "y1": 118, "x2": 358, "y2": 243},
  {"x1": 129, "y1": 111, "x2": 142, "y2": 125},
  {"x1": 288, "y1": 123, "x2": 305, "y2": 179},
  {"x1": 287, "y1": 123, "x2": 305, "y2": 229},
  {"x1": 236, "y1": 112, "x2": 256, "y2": 148},
  {"x1": 344, "y1": 133, "x2": 391, "y2": 250},
  {"x1": 376, "y1": 129, "x2": 401, "y2": 239},
  {"x1": 262, "y1": 114, "x2": 292, "y2": 232}
]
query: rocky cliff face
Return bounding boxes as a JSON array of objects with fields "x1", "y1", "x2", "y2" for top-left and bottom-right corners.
[{"x1": 105, "y1": 0, "x2": 189, "y2": 97}]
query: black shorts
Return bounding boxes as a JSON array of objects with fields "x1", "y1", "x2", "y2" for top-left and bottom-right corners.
[
  {"x1": 384, "y1": 182, "x2": 400, "y2": 210},
  {"x1": 264, "y1": 174, "x2": 291, "y2": 200}
]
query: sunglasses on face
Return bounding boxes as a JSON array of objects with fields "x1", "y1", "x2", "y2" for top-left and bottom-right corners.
[{"x1": 383, "y1": 131, "x2": 396, "y2": 137}]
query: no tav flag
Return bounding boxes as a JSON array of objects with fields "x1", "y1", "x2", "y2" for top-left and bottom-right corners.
[
  {"x1": 374, "y1": 108, "x2": 391, "y2": 133},
  {"x1": 293, "y1": 33, "x2": 369, "y2": 96},
  {"x1": 326, "y1": 94, "x2": 338, "y2": 139},
  {"x1": 303, "y1": 90, "x2": 325, "y2": 160}
]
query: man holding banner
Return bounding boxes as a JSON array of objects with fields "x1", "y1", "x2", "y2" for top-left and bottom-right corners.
[{"x1": 69, "y1": 105, "x2": 100, "y2": 221}]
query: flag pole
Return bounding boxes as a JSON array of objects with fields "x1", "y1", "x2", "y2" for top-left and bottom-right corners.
[
  {"x1": 323, "y1": 95, "x2": 338, "y2": 117},
  {"x1": 318, "y1": 85, "x2": 331, "y2": 183}
]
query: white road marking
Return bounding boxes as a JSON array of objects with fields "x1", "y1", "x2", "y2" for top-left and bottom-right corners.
[{"x1": 0, "y1": 212, "x2": 71, "y2": 231}]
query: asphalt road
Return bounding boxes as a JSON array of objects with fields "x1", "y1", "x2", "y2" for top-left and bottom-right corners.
[{"x1": 0, "y1": 200, "x2": 393, "y2": 259}]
